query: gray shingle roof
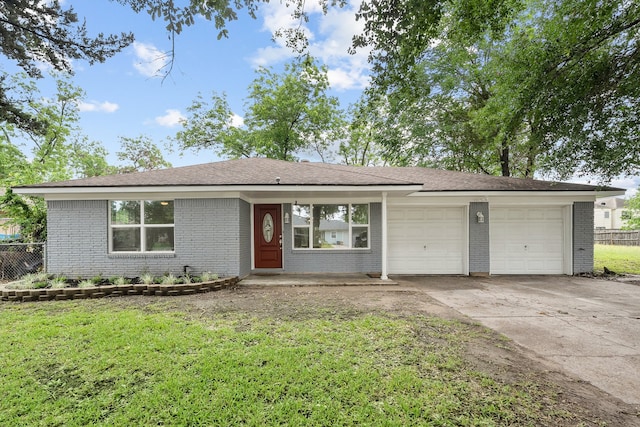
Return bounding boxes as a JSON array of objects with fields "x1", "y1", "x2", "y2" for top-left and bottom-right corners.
[{"x1": 15, "y1": 158, "x2": 621, "y2": 192}]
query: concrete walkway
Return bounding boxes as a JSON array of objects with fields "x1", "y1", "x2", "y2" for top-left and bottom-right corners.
[
  {"x1": 404, "y1": 275, "x2": 640, "y2": 406},
  {"x1": 240, "y1": 273, "x2": 398, "y2": 286}
]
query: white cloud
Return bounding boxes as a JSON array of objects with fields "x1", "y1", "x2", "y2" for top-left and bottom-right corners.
[
  {"x1": 132, "y1": 42, "x2": 170, "y2": 78},
  {"x1": 249, "y1": 0, "x2": 371, "y2": 91},
  {"x1": 155, "y1": 109, "x2": 186, "y2": 127},
  {"x1": 327, "y1": 67, "x2": 370, "y2": 91},
  {"x1": 78, "y1": 100, "x2": 119, "y2": 113},
  {"x1": 610, "y1": 176, "x2": 640, "y2": 198},
  {"x1": 230, "y1": 113, "x2": 244, "y2": 128}
]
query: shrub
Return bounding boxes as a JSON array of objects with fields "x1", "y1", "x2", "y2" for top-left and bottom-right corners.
[
  {"x1": 49, "y1": 277, "x2": 69, "y2": 289},
  {"x1": 78, "y1": 280, "x2": 96, "y2": 288},
  {"x1": 139, "y1": 273, "x2": 155, "y2": 285},
  {"x1": 160, "y1": 273, "x2": 178, "y2": 285},
  {"x1": 200, "y1": 271, "x2": 218, "y2": 282},
  {"x1": 113, "y1": 276, "x2": 131, "y2": 286}
]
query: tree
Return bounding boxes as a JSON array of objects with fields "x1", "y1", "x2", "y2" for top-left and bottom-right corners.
[
  {"x1": 338, "y1": 98, "x2": 385, "y2": 166},
  {"x1": 0, "y1": 0, "x2": 345, "y2": 131},
  {"x1": 71, "y1": 137, "x2": 118, "y2": 178},
  {"x1": 0, "y1": 0, "x2": 133, "y2": 132},
  {"x1": 116, "y1": 136, "x2": 172, "y2": 173},
  {"x1": 0, "y1": 74, "x2": 114, "y2": 241},
  {"x1": 352, "y1": 0, "x2": 640, "y2": 181},
  {"x1": 175, "y1": 56, "x2": 344, "y2": 161},
  {"x1": 625, "y1": 190, "x2": 640, "y2": 230}
]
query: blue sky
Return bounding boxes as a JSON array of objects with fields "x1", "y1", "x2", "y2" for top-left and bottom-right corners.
[
  {"x1": 3, "y1": 1, "x2": 638, "y2": 196},
  {"x1": 12, "y1": 1, "x2": 369, "y2": 166}
]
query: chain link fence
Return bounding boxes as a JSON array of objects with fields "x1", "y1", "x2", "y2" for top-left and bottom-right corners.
[{"x1": 0, "y1": 243, "x2": 45, "y2": 281}]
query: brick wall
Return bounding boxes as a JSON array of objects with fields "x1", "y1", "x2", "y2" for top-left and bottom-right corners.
[
  {"x1": 573, "y1": 201, "x2": 594, "y2": 274},
  {"x1": 280, "y1": 203, "x2": 382, "y2": 273},
  {"x1": 47, "y1": 199, "x2": 244, "y2": 278},
  {"x1": 469, "y1": 202, "x2": 490, "y2": 274},
  {"x1": 238, "y1": 199, "x2": 251, "y2": 277}
]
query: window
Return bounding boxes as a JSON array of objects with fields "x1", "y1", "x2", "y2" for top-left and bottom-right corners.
[
  {"x1": 110, "y1": 200, "x2": 174, "y2": 252},
  {"x1": 604, "y1": 211, "x2": 610, "y2": 219},
  {"x1": 293, "y1": 203, "x2": 369, "y2": 249}
]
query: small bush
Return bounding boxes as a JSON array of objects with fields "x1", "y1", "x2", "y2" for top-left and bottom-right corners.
[
  {"x1": 139, "y1": 273, "x2": 155, "y2": 285},
  {"x1": 49, "y1": 277, "x2": 69, "y2": 289},
  {"x1": 112, "y1": 276, "x2": 131, "y2": 286},
  {"x1": 160, "y1": 273, "x2": 178, "y2": 285},
  {"x1": 78, "y1": 280, "x2": 95, "y2": 288},
  {"x1": 201, "y1": 271, "x2": 218, "y2": 282}
]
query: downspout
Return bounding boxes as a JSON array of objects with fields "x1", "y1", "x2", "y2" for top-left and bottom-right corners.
[{"x1": 381, "y1": 192, "x2": 388, "y2": 280}]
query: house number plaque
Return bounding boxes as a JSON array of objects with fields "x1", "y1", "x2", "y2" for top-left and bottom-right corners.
[{"x1": 262, "y1": 213, "x2": 274, "y2": 243}]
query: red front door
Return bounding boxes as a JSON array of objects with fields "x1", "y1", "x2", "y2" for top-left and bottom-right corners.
[{"x1": 254, "y1": 204, "x2": 282, "y2": 269}]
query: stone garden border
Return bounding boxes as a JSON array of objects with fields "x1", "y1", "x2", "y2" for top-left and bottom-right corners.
[{"x1": 0, "y1": 277, "x2": 239, "y2": 303}]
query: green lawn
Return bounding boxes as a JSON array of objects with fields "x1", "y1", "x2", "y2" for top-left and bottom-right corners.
[
  {"x1": 0, "y1": 300, "x2": 586, "y2": 426},
  {"x1": 594, "y1": 244, "x2": 640, "y2": 275}
]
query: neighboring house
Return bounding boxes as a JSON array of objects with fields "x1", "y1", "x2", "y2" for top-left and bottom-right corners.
[
  {"x1": 594, "y1": 197, "x2": 632, "y2": 229},
  {"x1": 13, "y1": 158, "x2": 625, "y2": 279}
]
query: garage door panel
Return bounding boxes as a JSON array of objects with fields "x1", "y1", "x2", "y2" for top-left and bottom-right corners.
[
  {"x1": 388, "y1": 207, "x2": 466, "y2": 274},
  {"x1": 491, "y1": 207, "x2": 565, "y2": 275}
]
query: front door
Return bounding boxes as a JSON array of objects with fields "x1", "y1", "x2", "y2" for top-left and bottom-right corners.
[{"x1": 254, "y1": 204, "x2": 282, "y2": 269}]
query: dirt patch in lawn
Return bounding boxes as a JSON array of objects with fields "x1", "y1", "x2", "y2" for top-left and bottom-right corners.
[{"x1": 117, "y1": 282, "x2": 639, "y2": 426}]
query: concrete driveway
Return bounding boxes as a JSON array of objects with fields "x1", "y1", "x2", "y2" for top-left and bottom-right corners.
[{"x1": 403, "y1": 275, "x2": 640, "y2": 406}]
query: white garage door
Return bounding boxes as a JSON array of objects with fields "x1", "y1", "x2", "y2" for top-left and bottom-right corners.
[
  {"x1": 490, "y1": 207, "x2": 565, "y2": 274},
  {"x1": 388, "y1": 207, "x2": 466, "y2": 274}
]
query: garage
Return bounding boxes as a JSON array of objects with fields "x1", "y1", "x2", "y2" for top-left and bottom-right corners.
[
  {"x1": 490, "y1": 207, "x2": 566, "y2": 274},
  {"x1": 387, "y1": 206, "x2": 466, "y2": 274}
]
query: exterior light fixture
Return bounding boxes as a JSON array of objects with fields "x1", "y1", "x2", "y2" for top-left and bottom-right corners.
[
  {"x1": 160, "y1": 201, "x2": 169, "y2": 206},
  {"x1": 476, "y1": 211, "x2": 485, "y2": 223},
  {"x1": 284, "y1": 212, "x2": 290, "y2": 224}
]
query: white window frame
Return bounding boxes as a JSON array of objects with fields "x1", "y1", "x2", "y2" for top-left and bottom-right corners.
[
  {"x1": 109, "y1": 200, "x2": 175, "y2": 253},
  {"x1": 292, "y1": 203, "x2": 370, "y2": 250}
]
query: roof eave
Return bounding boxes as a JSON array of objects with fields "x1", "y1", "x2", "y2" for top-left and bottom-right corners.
[
  {"x1": 13, "y1": 184, "x2": 424, "y2": 198},
  {"x1": 409, "y1": 189, "x2": 627, "y2": 197}
]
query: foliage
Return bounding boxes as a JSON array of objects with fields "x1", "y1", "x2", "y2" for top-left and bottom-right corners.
[
  {"x1": 352, "y1": 0, "x2": 640, "y2": 181},
  {"x1": 338, "y1": 98, "x2": 386, "y2": 166},
  {"x1": 594, "y1": 244, "x2": 640, "y2": 275},
  {"x1": 0, "y1": 301, "x2": 581, "y2": 425},
  {"x1": 0, "y1": 0, "x2": 133, "y2": 132},
  {"x1": 160, "y1": 273, "x2": 178, "y2": 285},
  {"x1": 0, "y1": 74, "x2": 113, "y2": 242},
  {"x1": 0, "y1": 190, "x2": 47, "y2": 242},
  {"x1": 116, "y1": 135, "x2": 172, "y2": 173},
  {"x1": 139, "y1": 273, "x2": 156, "y2": 285},
  {"x1": 625, "y1": 190, "x2": 640, "y2": 230},
  {"x1": 175, "y1": 56, "x2": 344, "y2": 161},
  {"x1": 200, "y1": 271, "x2": 219, "y2": 282}
]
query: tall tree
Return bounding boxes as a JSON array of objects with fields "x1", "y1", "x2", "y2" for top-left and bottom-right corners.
[
  {"x1": 353, "y1": 0, "x2": 640, "y2": 181},
  {"x1": 175, "y1": 56, "x2": 344, "y2": 161},
  {"x1": 0, "y1": 0, "x2": 133, "y2": 132},
  {"x1": 338, "y1": 98, "x2": 385, "y2": 166},
  {"x1": 116, "y1": 135, "x2": 172, "y2": 173},
  {"x1": 0, "y1": 74, "x2": 113, "y2": 241}
]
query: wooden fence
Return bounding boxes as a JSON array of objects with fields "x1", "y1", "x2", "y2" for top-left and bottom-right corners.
[{"x1": 594, "y1": 230, "x2": 640, "y2": 246}]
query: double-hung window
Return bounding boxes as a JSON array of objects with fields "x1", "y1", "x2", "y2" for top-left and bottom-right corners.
[
  {"x1": 110, "y1": 200, "x2": 175, "y2": 252},
  {"x1": 293, "y1": 203, "x2": 369, "y2": 249}
]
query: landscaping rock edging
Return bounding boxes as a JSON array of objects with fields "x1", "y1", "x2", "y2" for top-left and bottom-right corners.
[{"x1": 0, "y1": 277, "x2": 239, "y2": 303}]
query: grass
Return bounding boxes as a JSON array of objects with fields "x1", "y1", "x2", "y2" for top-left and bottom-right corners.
[
  {"x1": 0, "y1": 300, "x2": 577, "y2": 426},
  {"x1": 594, "y1": 244, "x2": 640, "y2": 274}
]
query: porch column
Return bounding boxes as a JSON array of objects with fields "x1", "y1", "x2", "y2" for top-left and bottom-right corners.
[{"x1": 381, "y1": 192, "x2": 388, "y2": 280}]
